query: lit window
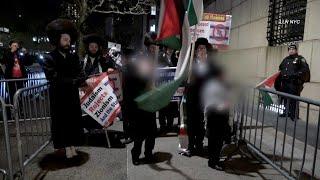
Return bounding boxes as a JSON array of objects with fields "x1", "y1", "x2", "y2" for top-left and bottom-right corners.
[
  {"x1": 150, "y1": 24, "x2": 156, "y2": 32},
  {"x1": 151, "y1": 6, "x2": 156, "y2": 15}
]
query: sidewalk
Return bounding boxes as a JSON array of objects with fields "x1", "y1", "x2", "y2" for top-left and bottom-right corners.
[{"x1": 23, "y1": 119, "x2": 286, "y2": 180}]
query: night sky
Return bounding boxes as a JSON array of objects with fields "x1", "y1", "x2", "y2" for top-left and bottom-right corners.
[{"x1": 0, "y1": 0, "x2": 62, "y2": 32}]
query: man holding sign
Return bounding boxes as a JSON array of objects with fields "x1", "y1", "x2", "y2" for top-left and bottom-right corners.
[{"x1": 44, "y1": 19, "x2": 86, "y2": 159}]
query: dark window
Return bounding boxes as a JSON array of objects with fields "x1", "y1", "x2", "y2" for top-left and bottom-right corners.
[{"x1": 267, "y1": 0, "x2": 307, "y2": 46}]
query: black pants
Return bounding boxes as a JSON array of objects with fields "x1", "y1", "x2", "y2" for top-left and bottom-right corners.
[
  {"x1": 281, "y1": 83, "x2": 300, "y2": 119},
  {"x1": 186, "y1": 112, "x2": 205, "y2": 150},
  {"x1": 131, "y1": 135, "x2": 155, "y2": 160},
  {"x1": 8, "y1": 80, "x2": 24, "y2": 104},
  {"x1": 207, "y1": 112, "x2": 229, "y2": 164},
  {"x1": 159, "y1": 106, "x2": 174, "y2": 130}
]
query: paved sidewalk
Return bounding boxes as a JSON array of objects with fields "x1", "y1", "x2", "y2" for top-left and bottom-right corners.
[{"x1": 22, "y1": 119, "x2": 286, "y2": 180}]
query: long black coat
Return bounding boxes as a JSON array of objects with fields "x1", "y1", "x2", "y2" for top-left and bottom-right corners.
[
  {"x1": 277, "y1": 54, "x2": 310, "y2": 94},
  {"x1": 122, "y1": 64, "x2": 157, "y2": 138},
  {"x1": 43, "y1": 49, "x2": 86, "y2": 149}
]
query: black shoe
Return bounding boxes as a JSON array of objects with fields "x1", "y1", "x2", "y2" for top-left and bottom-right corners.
[
  {"x1": 208, "y1": 161, "x2": 225, "y2": 171},
  {"x1": 132, "y1": 159, "x2": 140, "y2": 166},
  {"x1": 290, "y1": 116, "x2": 296, "y2": 121},
  {"x1": 131, "y1": 149, "x2": 140, "y2": 165},
  {"x1": 143, "y1": 154, "x2": 156, "y2": 164},
  {"x1": 121, "y1": 138, "x2": 133, "y2": 144},
  {"x1": 195, "y1": 145, "x2": 204, "y2": 155}
]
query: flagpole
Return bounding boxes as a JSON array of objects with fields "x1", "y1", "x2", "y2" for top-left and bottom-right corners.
[{"x1": 187, "y1": 25, "x2": 197, "y2": 84}]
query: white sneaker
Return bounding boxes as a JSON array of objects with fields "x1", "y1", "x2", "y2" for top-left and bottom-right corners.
[
  {"x1": 71, "y1": 146, "x2": 78, "y2": 157},
  {"x1": 65, "y1": 147, "x2": 73, "y2": 158}
]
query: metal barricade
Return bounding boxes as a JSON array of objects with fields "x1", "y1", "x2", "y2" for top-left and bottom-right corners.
[
  {"x1": 13, "y1": 83, "x2": 51, "y2": 179},
  {"x1": 233, "y1": 87, "x2": 320, "y2": 179},
  {"x1": 0, "y1": 97, "x2": 13, "y2": 180},
  {"x1": 0, "y1": 77, "x2": 47, "y2": 107}
]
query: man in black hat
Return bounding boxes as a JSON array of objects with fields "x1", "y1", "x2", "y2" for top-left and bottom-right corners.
[
  {"x1": 44, "y1": 19, "x2": 87, "y2": 158},
  {"x1": 144, "y1": 32, "x2": 158, "y2": 58},
  {"x1": 276, "y1": 44, "x2": 310, "y2": 120},
  {"x1": 82, "y1": 34, "x2": 115, "y2": 76},
  {"x1": 185, "y1": 38, "x2": 219, "y2": 156}
]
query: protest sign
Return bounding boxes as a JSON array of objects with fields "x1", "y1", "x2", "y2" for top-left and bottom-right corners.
[
  {"x1": 156, "y1": 67, "x2": 185, "y2": 101},
  {"x1": 80, "y1": 73, "x2": 121, "y2": 127}
]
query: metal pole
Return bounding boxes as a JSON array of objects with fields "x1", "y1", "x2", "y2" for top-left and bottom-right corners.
[
  {"x1": 311, "y1": 107, "x2": 320, "y2": 179},
  {"x1": 249, "y1": 89, "x2": 256, "y2": 143},
  {"x1": 1, "y1": 98, "x2": 14, "y2": 180},
  {"x1": 254, "y1": 91, "x2": 261, "y2": 146},
  {"x1": 280, "y1": 99, "x2": 290, "y2": 168},
  {"x1": 13, "y1": 90, "x2": 25, "y2": 179},
  {"x1": 273, "y1": 94, "x2": 281, "y2": 164},
  {"x1": 298, "y1": 103, "x2": 310, "y2": 179},
  {"x1": 289, "y1": 101, "x2": 298, "y2": 175}
]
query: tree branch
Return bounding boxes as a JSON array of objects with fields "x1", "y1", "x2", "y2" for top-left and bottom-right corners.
[
  {"x1": 93, "y1": 0, "x2": 154, "y2": 15},
  {"x1": 88, "y1": 0, "x2": 105, "y2": 13},
  {"x1": 93, "y1": 9, "x2": 149, "y2": 15}
]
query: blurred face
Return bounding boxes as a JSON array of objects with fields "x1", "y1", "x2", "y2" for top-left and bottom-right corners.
[
  {"x1": 88, "y1": 42, "x2": 99, "y2": 55},
  {"x1": 10, "y1": 42, "x2": 19, "y2": 53},
  {"x1": 59, "y1": 34, "x2": 71, "y2": 50},
  {"x1": 196, "y1": 45, "x2": 207, "y2": 61},
  {"x1": 148, "y1": 44, "x2": 157, "y2": 55},
  {"x1": 288, "y1": 48, "x2": 297, "y2": 56},
  {"x1": 166, "y1": 48, "x2": 173, "y2": 56}
]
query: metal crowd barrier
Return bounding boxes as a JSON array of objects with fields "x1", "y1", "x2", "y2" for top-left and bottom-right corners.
[
  {"x1": 0, "y1": 80, "x2": 50, "y2": 180},
  {"x1": 0, "y1": 71, "x2": 47, "y2": 106},
  {"x1": 233, "y1": 87, "x2": 320, "y2": 179},
  {"x1": 13, "y1": 83, "x2": 51, "y2": 179}
]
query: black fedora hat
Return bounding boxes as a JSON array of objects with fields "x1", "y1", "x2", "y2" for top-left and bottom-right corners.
[
  {"x1": 83, "y1": 34, "x2": 105, "y2": 46},
  {"x1": 46, "y1": 19, "x2": 78, "y2": 45}
]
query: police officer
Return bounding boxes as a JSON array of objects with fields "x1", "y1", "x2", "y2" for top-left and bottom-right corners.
[{"x1": 277, "y1": 44, "x2": 310, "y2": 120}]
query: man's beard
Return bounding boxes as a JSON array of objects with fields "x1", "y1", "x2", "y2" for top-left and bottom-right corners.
[
  {"x1": 58, "y1": 45, "x2": 71, "y2": 54},
  {"x1": 88, "y1": 51, "x2": 99, "y2": 58}
]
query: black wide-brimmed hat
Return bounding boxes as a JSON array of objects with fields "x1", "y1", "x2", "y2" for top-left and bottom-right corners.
[
  {"x1": 144, "y1": 32, "x2": 158, "y2": 47},
  {"x1": 195, "y1": 37, "x2": 212, "y2": 51},
  {"x1": 83, "y1": 34, "x2": 105, "y2": 46},
  {"x1": 288, "y1": 44, "x2": 297, "y2": 50},
  {"x1": 46, "y1": 19, "x2": 78, "y2": 45}
]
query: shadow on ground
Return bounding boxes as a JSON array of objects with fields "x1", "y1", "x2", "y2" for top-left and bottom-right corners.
[
  {"x1": 293, "y1": 170, "x2": 320, "y2": 180},
  {"x1": 224, "y1": 156, "x2": 275, "y2": 179},
  {"x1": 84, "y1": 130, "x2": 126, "y2": 149},
  {"x1": 38, "y1": 151, "x2": 89, "y2": 171},
  {"x1": 147, "y1": 152, "x2": 193, "y2": 180}
]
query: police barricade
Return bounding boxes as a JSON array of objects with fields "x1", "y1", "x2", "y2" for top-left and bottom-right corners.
[
  {"x1": 232, "y1": 87, "x2": 320, "y2": 180},
  {"x1": 0, "y1": 75, "x2": 47, "y2": 107},
  {"x1": 0, "y1": 97, "x2": 13, "y2": 180},
  {"x1": 13, "y1": 83, "x2": 51, "y2": 179}
]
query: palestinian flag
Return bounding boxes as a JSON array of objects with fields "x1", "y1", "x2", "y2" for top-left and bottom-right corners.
[
  {"x1": 156, "y1": 0, "x2": 186, "y2": 50},
  {"x1": 134, "y1": 0, "x2": 203, "y2": 112},
  {"x1": 156, "y1": 0, "x2": 203, "y2": 50},
  {"x1": 256, "y1": 72, "x2": 280, "y2": 106}
]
